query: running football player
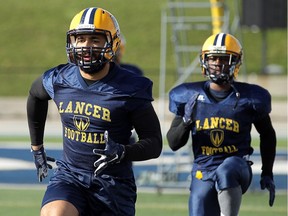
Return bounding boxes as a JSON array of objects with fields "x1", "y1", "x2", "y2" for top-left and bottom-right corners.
[
  {"x1": 27, "y1": 7, "x2": 162, "y2": 216},
  {"x1": 167, "y1": 33, "x2": 276, "y2": 216}
]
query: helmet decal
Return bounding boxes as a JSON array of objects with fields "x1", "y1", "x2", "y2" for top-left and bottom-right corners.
[
  {"x1": 213, "y1": 33, "x2": 226, "y2": 46},
  {"x1": 79, "y1": 8, "x2": 97, "y2": 26}
]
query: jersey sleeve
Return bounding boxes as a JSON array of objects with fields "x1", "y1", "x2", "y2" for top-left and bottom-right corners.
[
  {"x1": 42, "y1": 64, "x2": 70, "y2": 99},
  {"x1": 251, "y1": 84, "x2": 272, "y2": 121},
  {"x1": 130, "y1": 76, "x2": 153, "y2": 101},
  {"x1": 168, "y1": 83, "x2": 200, "y2": 116},
  {"x1": 42, "y1": 67, "x2": 58, "y2": 99}
]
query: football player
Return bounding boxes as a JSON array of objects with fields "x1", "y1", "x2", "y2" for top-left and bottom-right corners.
[
  {"x1": 167, "y1": 33, "x2": 276, "y2": 216},
  {"x1": 27, "y1": 7, "x2": 162, "y2": 216}
]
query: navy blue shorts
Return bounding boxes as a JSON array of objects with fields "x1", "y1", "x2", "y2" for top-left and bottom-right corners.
[{"x1": 42, "y1": 161, "x2": 137, "y2": 216}]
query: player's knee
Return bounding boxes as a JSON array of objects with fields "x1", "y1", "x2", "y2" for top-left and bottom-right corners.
[
  {"x1": 41, "y1": 200, "x2": 79, "y2": 216},
  {"x1": 216, "y1": 156, "x2": 249, "y2": 190}
]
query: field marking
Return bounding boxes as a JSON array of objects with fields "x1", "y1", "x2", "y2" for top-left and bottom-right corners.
[{"x1": 0, "y1": 158, "x2": 34, "y2": 170}]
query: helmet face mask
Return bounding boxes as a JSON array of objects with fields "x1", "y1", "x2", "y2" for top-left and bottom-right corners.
[
  {"x1": 66, "y1": 8, "x2": 121, "y2": 74},
  {"x1": 200, "y1": 33, "x2": 242, "y2": 85},
  {"x1": 203, "y1": 53, "x2": 240, "y2": 85}
]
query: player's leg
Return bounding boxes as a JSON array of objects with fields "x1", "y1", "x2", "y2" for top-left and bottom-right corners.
[
  {"x1": 218, "y1": 186, "x2": 242, "y2": 216},
  {"x1": 41, "y1": 177, "x2": 89, "y2": 216},
  {"x1": 215, "y1": 156, "x2": 252, "y2": 216},
  {"x1": 41, "y1": 200, "x2": 79, "y2": 216},
  {"x1": 88, "y1": 175, "x2": 137, "y2": 216},
  {"x1": 189, "y1": 166, "x2": 220, "y2": 216}
]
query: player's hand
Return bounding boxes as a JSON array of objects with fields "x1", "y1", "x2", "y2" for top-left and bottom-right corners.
[
  {"x1": 183, "y1": 93, "x2": 199, "y2": 125},
  {"x1": 31, "y1": 146, "x2": 55, "y2": 182},
  {"x1": 93, "y1": 131, "x2": 125, "y2": 176},
  {"x1": 260, "y1": 176, "x2": 275, "y2": 207}
]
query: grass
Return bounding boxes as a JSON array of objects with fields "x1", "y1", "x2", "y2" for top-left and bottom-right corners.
[
  {"x1": 0, "y1": 0, "x2": 287, "y2": 97},
  {"x1": 0, "y1": 188, "x2": 286, "y2": 216},
  {"x1": 0, "y1": 189, "x2": 45, "y2": 216}
]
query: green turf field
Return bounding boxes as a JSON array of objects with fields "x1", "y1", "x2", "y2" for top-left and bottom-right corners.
[
  {"x1": 0, "y1": 189, "x2": 286, "y2": 216},
  {"x1": 0, "y1": 0, "x2": 287, "y2": 97}
]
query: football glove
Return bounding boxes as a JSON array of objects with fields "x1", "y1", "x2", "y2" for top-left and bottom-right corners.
[
  {"x1": 260, "y1": 176, "x2": 275, "y2": 207},
  {"x1": 183, "y1": 93, "x2": 199, "y2": 125},
  {"x1": 93, "y1": 131, "x2": 125, "y2": 176},
  {"x1": 31, "y1": 146, "x2": 55, "y2": 182}
]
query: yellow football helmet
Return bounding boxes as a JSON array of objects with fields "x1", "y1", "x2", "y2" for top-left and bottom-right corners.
[
  {"x1": 119, "y1": 34, "x2": 126, "y2": 56},
  {"x1": 200, "y1": 33, "x2": 242, "y2": 84},
  {"x1": 115, "y1": 34, "x2": 126, "y2": 64},
  {"x1": 66, "y1": 7, "x2": 121, "y2": 73}
]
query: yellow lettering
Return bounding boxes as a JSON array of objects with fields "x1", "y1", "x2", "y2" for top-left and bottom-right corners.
[
  {"x1": 86, "y1": 133, "x2": 93, "y2": 143},
  {"x1": 64, "y1": 126, "x2": 106, "y2": 144},
  {"x1": 226, "y1": 118, "x2": 233, "y2": 130},
  {"x1": 201, "y1": 146, "x2": 206, "y2": 155},
  {"x1": 58, "y1": 101, "x2": 111, "y2": 122},
  {"x1": 75, "y1": 131, "x2": 80, "y2": 141},
  {"x1": 59, "y1": 102, "x2": 64, "y2": 113},
  {"x1": 74, "y1": 102, "x2": 85, "y2": 114},
  {"x1": 80, "y1": 132, "x2": 86, "y2": 142},
  {"x1": 84, "y1": 104, "x2": 92, "y2": 116},
  {"x1": 102, "y1": 108, "x2": 111, "y2": 122},
  {"x1": 70, "y1": 128, "x2": 75, "y2": 140},
  {"x1": 195, "y1": 120, "x2": 202, "y2": 131},
  {"x1": 92, "y1": 105, "x2": 101, "y2": 118},
  {"x1": 93, "y1": 133, "x2": 100, "y2": 144},
  {"x1": 195, "y1": 117, "x2": 240, "y2": 133},
  {"x1": 201, "y1": 145, "x2": 238, "y2": 156},
  {"x1": 219, "y1": 118, "x2": 225, "y2": 129},
  {"x1": 65, "y1": 101, "x2": 73, "y2": 113},
  {"x1": 231, "y1": 145, "x2": 238, "y2": 152},
  {"x1": 233, "y1": 121, "x2": 239, "y2": 132},
  {"x1": 203, "y1": 118, "x2": 210, "y2": 129},
  {"x1": 210, "y1": 117, "x2": 219, "y2": 129},
  {"x1": 100, "y1": 133, "x2": 105, "y2": 143}
]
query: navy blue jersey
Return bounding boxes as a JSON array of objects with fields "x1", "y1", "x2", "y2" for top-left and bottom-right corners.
[
  {"x1": 169, "y1": 81, "x2": 271, "y2": 169},
  {"x1": 42, "y1": 63, "x2": 153, "y2": 176}
]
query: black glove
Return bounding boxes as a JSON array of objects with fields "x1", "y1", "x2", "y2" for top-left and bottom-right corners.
[
  {"x1": 31, "y1": 146, "x2": 55, "y2": 182},
  {"x1": 260, "y1": 176, "x2": 275, "y2": 207},
  {"x1": 183, "y1": 93, "x2": 199, "y2": 125},
  {"x1": 93, "y1": 131, "x2": 125, "y2": 176}
]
